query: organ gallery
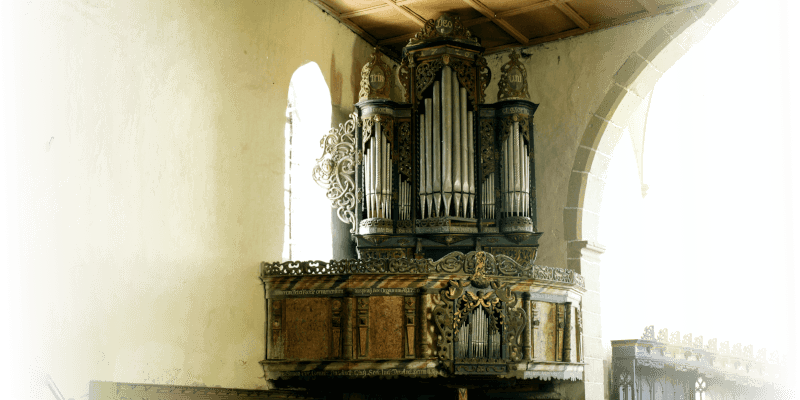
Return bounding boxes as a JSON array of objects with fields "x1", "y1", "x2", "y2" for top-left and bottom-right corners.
[{"x1": 261, "y1": 14, "x2": 586, "y2": 399}]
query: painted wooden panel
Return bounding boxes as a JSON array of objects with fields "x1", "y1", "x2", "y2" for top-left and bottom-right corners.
[
  {"x1": 369, "y1": 296, "x2": 405, "y2": 359},
  {"x1": 284, "y1": 297, "x2": 331, "y2": 360}
]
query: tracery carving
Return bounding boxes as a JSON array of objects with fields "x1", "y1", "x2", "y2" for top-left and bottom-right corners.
[
  {"x1": 450, "y1": 59, "x2": 477, "y2": 106},
  {"x1": 476, "y1": 56, "x2": 491, "y2": 104},
  {"x1": 498, "y1": 51, "x2": 530, "y2": 101},
  {"x1": 499, "y1": 113, "x2": 530, "y2": 143},
  {"x1": 398, "y1": 121, "x2": 412, "y2": 178},
  {"x1": 479, "y1": 119, "x2": 497, "y2": 182},
  {"x1": 399, "y1": 56, "x2": 411, "y2": 103},
  {"x1": 312, "y1": 112, "x2": 359, "y2": 233},
  {"x1": 415, "y1": 59, "x2": 444, "y2": 101},
  {"x1": 432, "y1": 252, "x2": 527, "y2": 366}
]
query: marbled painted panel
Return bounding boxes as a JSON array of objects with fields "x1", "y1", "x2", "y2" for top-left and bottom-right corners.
[
  {"x1": 369, "y1": 296, "x2": 405, "y2": 359},
  {"x1": 534, "y1": 301, "x2": 557, "y2": 361},
  {"x1": 284, "y1": 297, "x2": 331, "y2": 360}
]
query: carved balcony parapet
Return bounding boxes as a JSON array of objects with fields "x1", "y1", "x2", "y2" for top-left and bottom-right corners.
[
  {"x1": 262, "y1": 251, "x2": 585, "y2": 289},
  {"x1": 613, "y1": 325, "x2": 789, "y2": 391}
]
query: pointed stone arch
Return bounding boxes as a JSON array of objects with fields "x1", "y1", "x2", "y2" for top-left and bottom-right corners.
[{"x1": 560, "y1": 1, "x2": 739, "y2": 398}]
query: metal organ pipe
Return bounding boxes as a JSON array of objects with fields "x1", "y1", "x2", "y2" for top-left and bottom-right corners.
[
  {"x1": 467, "y1": 110, "x2": 474, "y2": 218},
  {"x1": 442, "y1": 66, "x2": 453, "y2": 217},
  {"x1": 452, "y1": 72, "x2": 461, "y2": 218},
  {"x1": 433, "y1": 82, "x2": 442, "y2": 217},
  {"x1": 424, "y1": 98, "x2": 433, "y2": 218},
  {"x1": 515, "y1": 122, "x2": 520, "y2": 216},
  {"x1": 459, "y1": 87, "x2": 468, "y2": 218},
  {"x1": 419, "y1": 114, "x2": 426, "y2": 219}
]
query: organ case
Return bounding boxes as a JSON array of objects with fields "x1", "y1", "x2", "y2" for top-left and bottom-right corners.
[{"x1": 337, "y1": 15, "x2": 541, "y2": 261}]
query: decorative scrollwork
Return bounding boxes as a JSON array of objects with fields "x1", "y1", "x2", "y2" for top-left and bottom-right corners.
[
  {"x1": 398, "y1": 121, "x2": 411, "y2": 178},
  {"x1": 399, "y1": 56, "x2": 410, "y2": 103},
  {"x1": 415, "y1": 59, "x2": 444, "y2": 101},
  {"x1": 431, "y1": 255, "x2": 527, "y2": 364},
  {"x1": 499, "y1": 113, "x2": 529, "y2": 143},
  {"x1": 261, "y1": 251, "x2": 586, "y2": 289},
  {"x1": 359, "y1": 48, "x2": 392, "y2": 101},
  {"x1": 450, "y1": 59, "x2": 478, "y2": 106},
  {"x1": 477, "y1": 56, "x2": 491, "y2": 104},
  {"x1": 312, "y1": 112, "x2": 359, "y2": 233},
  {"x1": 408, "y1": 15, "x2": 479, "y2": 46},
  {"x1": 498, "y1": 51, "x2": 530, "y2": 101},
  {"x1": 479, "y1": 119, "x2": 496, "y2": 182}
]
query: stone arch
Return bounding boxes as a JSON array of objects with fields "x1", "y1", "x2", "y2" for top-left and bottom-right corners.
[
  {"x1": 564, "y1": 0, "x2": 738, "y2": 261},
  {"x1": 560, "y1": 1, "x2": 739, "y2": 398}
]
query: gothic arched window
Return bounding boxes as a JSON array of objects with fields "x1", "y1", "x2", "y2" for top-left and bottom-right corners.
[
  {"x1": 283, "y1": 62, "x2": 333, "y2": 262},
  {"x1": 694, "y1": 377, "x2": 707, "y2": 400}
]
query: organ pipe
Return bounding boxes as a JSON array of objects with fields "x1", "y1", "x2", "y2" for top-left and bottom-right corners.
[
  {"x1": 452, "y1": 71, "x2": 461, "y2": 217},
  {"x1": 442, "y1": 66, "x2": 452, "y2": 217},
  {"x1": 459, "y1": 87, "x2": 468, "y2": 217},
  {"x1": 433, "y1": 82, "x2": 442, "y2": 217},
  {"x1": 424, "y1": 98, "x2": 433, "y2": 217}
]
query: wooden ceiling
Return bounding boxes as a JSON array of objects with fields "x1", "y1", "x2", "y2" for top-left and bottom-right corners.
[{"x1": 309, "y1": 0, "x2": 710, "y2": 59}]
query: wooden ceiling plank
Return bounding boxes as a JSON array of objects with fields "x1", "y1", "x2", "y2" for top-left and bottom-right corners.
[
  {"x1": 495, "y1": 0, "x2": 555, "y2": 19},
  {"x1": 461, "y1": 0, "x2": 529, "y2": 44},
  {"x1": 308, "y1": 0, "x2": 378, "y2": 44},
  {"x1": 549, "y1": 0, "x2": 590, "y2": 30},
  {"x1": 633, "y1": 0, "x2": 660, "y2": 14},
  {"x1": 380, "y1": 0, "x2": 427, "y2": 27},
  {"x1": 340, "y1": 0, "x2": 426, "y2": 19},
  {"x1": 377, "y1": 32, "x2": 417, "y2": 45},
  {"x1": 485, "y1": 0, "x2": 714, "y2": 55}
]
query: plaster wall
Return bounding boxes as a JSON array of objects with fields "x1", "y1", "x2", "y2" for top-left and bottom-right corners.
[
  {"x1": 483, "y1": 11, "x2": 680, "y2": 271},
  {"x1": 3, "y1": 0, "x2": 372, "y2": 398},
  {"x1": 0, "y1": 0, "x2": 735, "y2": 399}
]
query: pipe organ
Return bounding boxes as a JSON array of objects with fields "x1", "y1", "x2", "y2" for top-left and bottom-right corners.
[
  {"x1": 268, "y1": 14, "x2": 584, "y2": 388},
  {"x1": 314, "y1": 14, "x2": 541, "y2": 261}
]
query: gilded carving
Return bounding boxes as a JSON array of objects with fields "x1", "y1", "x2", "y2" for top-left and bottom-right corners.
[
  {"x1": 449, "y1": 59, "x2": 478, "y2": 106},
  {"x1": 486, "y1": 247, "x2": 537, "y2": 265},
  {"x1": 399, "y1": 56, "x2": 410, "y2": 103},
  {"x1": 398, "y1": 121, "x2": 412, "y2": 178},
  {"x1": 476, "y1": 56, "x2": 491, "y2": 104},
  {"x1": 479, "y1": 119, "x2": 496, "y2": 182},
  {"x1": 415, "y1": 59, "x2": 444, "y2": 101},
  {"x1": 359, "y1": 48, "x2": 392, "y2": 101},
  {"x1": 312, "y1": 112, "x2": 360, "y2": 233},
  {"x1": 499, "y1": 113, "x2": 529, "y2": 143},
  {"x1": 407, "y1": 15, "x2": 479, "y2": 46},
  {"x1": 262, "y1": 251, "x2": 586, "y2": 289},
  {"x1": 498, "y1": 51, "x2": 530, "y2": 101},
  {"x1": 431, "y1": 252, "x2": 527, "y2": 367}
]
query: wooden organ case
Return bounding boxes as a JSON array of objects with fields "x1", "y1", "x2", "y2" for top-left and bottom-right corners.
[
  {"x1": 261, "y1": 15, "x2": 585, "y2": 397},
  {"x1": 352, "y1": 14, "x2": 540, "y2": 260}
]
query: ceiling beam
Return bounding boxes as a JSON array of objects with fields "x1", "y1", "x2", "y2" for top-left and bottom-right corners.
[
  {"x1": 549, "y1": 0, "x2": 589, "y2": 30},
  {"x1": 308, "y1": 0, "x2": 377, "y2": 45},
  {"x1": 461, "y1": 0, "x2": 529, "y2": 44},
  {"x1": 339, "y1": 0, "x2": 426, "y2": 19},
  {"x1": 497, "y1": 0, "x2": 556, "y2": 18},
  {"x1": 485, "y1": 0, "x2": 713, "y2": 55},
  {"x1": 633, "y1": 0, "x2": 660, "y2": 14},
  {"x1": 380, "y1": 0, "x2": 426, "y2": 27}
]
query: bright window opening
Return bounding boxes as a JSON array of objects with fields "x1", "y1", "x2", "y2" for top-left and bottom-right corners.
[{"x1": 283, "y1": 62, "x2": 333, "y2": 262}]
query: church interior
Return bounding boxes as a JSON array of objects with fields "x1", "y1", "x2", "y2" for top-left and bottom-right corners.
[{"x1": 1, "y1": 0, "x2": 796, "y2": 399}]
